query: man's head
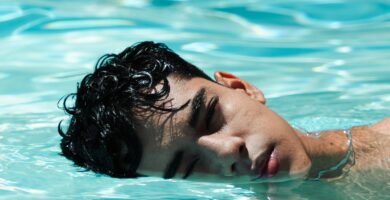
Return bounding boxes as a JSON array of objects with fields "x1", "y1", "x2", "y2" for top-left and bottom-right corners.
[
  {"x1": 59, "y1": 41, "x2": 312, "y2": 181},
  {"x1": 59, "y1": 41, "x2": 210, "y2": 177}
]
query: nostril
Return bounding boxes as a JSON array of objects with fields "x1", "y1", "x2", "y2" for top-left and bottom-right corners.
[
  {"x1": 231, "y1": 163, "x2": 237, "y2": 173},
  {"x1": 238, "y1": 144, "x2": 249, "y2": 160},
  {"x1": 239, "y1": 144, "x2": 244, "y2": 154}
]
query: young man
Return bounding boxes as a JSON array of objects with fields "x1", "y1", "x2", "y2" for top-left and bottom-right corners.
[{"x1": 59, "y1": 41, "x2": 390, "y2": 182}]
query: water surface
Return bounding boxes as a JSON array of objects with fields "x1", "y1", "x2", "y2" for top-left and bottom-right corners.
[{"x1": 1, "y1": 0, "x2": 390, "y2": 199}]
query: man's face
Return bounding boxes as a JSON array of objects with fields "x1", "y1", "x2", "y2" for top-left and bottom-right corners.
[{"x1": 136, "y1": 71, "x2": 312, "y2": 182}]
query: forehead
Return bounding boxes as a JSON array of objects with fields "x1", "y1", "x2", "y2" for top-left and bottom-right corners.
[{"x1": 136, "y1": 76, "x2": 214, "y2": 173}]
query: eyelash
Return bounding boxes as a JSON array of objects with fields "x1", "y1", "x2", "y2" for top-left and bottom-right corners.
[{"x1": 205, "y1": 96, "x2": 219, "y2": 130}]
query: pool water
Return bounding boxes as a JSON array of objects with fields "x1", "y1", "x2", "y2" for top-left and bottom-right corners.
[{"x1": 1, "y1": 0, "x2": 390, "y2": 199}]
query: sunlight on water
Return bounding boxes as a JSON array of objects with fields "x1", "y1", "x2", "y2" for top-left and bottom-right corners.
[{"x1": 0, "y1": 0, "x2": 390, "y2": 199}]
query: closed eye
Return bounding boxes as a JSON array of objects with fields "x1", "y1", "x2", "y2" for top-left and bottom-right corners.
[{"x1": 205, "y1": 96, "x2": 218, "y2": 130}]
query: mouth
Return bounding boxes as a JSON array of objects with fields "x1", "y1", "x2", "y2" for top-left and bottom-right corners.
[{"x1": 251, "y1": 146, "x2": 279, "y2": 180}]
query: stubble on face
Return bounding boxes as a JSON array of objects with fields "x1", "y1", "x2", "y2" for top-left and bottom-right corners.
[{"x1": 137, "y1": 76, "x2": 314, "y2": 180}]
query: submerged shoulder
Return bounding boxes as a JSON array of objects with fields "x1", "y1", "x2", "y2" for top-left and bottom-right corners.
[{"x1": 370, "y1": 117, "x2": 390, "y2": 135}]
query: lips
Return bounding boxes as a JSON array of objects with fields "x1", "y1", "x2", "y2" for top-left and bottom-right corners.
[
  {"x1": 266, "y1": 150, "x2": 279, "y2": 177},
  {"x1": 252, "y1": 147, "x2": 279, "y2": 180}
]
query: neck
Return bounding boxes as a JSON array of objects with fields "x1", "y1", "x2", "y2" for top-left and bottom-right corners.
[{"x1": 295, "y1": 129, "x2": 351, "y2": 179}]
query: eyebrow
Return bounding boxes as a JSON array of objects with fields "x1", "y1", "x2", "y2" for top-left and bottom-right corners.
[{"x1": 188, "y1": 87, "x2": 206, "y2": 128}]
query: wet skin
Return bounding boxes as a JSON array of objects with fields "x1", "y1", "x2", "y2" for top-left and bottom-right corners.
[
  {"x1": 136, "y1": 71, "x2": 312, "y2": 182},
  {"x1": 135, "y1": 71, "x2": 390, "y2": 182}
]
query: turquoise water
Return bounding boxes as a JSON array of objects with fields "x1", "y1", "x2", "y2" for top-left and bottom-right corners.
[{"x1": 1, "y1": 0, "x2": 390, "y2": 199}]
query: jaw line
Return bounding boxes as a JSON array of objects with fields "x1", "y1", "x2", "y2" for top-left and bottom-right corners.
[{"x1": 288, "y1": 163, "x2": 311, "y2": 180}]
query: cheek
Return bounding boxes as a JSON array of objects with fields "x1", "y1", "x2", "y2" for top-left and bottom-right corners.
[
  {"x1": 222, "y1": 100, "x2": 258, "y2": 128},
  {"x1": 258, "y1": 109, "x2": 294, "y2": 135},
  {"x1": 221, "y1": 100, "x2": 236, "y2": 120}
]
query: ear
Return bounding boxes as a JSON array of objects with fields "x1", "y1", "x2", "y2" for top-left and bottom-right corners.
[{"x1": 214, "y1": 71, "x2": 266, "y2": 104}]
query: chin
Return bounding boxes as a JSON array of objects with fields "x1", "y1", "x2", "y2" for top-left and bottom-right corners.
[
  {"x1": 252, "y1": 169, "x2": 309, "y2": 183},
  {"x1": 287, "y1": 162, "x2": 311, "y2": 180}
]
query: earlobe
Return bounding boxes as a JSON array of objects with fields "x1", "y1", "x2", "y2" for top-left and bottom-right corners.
[{"x1": 214, "y1": 71, "x2": 266, "y2": 104}]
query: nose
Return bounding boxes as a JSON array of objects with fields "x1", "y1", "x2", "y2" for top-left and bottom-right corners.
[{"x1": 197, "y1": 134, "x2": 248, "y2": 175}]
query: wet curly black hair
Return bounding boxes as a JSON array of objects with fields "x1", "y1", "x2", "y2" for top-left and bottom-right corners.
[{"x1": 58, "y1": 41, "x2": 210, "y2": 178}]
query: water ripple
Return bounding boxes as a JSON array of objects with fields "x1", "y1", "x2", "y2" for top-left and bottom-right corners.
[
  {"x1": 0, "y1": 5, "x2": 53, "y2": 36},
  {"x1": 0, "y1": 0, "x2": 389, "y2": 199}
]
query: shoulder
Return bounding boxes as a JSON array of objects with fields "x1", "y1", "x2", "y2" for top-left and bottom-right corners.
[{"x1": 370, "y1": 117, "x2": 390, "y2": 135}]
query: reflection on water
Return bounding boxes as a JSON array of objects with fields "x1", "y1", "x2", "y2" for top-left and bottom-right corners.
[{"x1": 0, "y1": 0, "x2": 390, "y2": 199}]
